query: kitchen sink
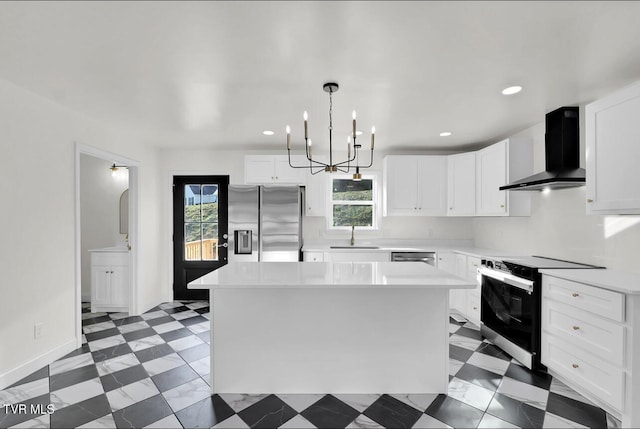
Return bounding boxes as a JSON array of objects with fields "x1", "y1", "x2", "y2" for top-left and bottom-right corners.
[{"x1": 329, "y1": 246, "x2": 380, "y2": 249}]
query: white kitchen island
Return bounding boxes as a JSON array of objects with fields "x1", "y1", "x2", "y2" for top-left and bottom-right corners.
[{"x1": 188, "y1": 261, "x2": 475, "y2": 394}]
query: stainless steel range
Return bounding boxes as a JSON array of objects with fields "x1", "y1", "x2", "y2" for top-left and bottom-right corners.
[{"x1": 479, "y1": 256, "x2": 603, "y2": 370}]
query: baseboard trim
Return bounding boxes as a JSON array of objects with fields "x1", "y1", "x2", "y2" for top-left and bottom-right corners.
[{"x1": 0, "y1": 338, "x2": 77, "y2": 390}]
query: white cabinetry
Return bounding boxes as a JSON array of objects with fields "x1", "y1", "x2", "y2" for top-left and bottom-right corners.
[
  {"x1": 90, "y1": 249, "x2": 129, "y2": 313},
  {"x1": 244, "y1": 155, "x2": 305, "y2": 184},
  {"x1": 383, "y1": 156, "x2": 447, "y2": 216},
  {"x1": 447, "y1": 152, "x2": 476, "y2": 216},
  {"x1": 303, "y1": 156, "x2": 327, "y2": 217},
  {"x1": 304, "y1": 252, "x2": 324, "y2": 262},
  {"x1": 586, "y1": 81, "x2": 640, "y2": 214},
  {"x1": 437, "y1": 252, "x2": 480, "y2": 323},
  {"x1": 324, "y1": 251, "x2": 390, "y2": 262},
  {"x1": 476, "y1": 138, "x2": 532, "y2": 216}
]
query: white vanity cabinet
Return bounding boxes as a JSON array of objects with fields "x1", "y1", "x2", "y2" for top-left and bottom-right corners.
[
  {"x1": 90, "y1": 248, "x2": 129, "y2": 313},
  {"x1": 586, "y1": 80, "x2": 640, "y2": 214},
  {"x1": 383, "y1": 155, "x2": 447, "y2": 216},
  {"x1": 244, "y1": 155, "x2": 305, "y2": 184}
]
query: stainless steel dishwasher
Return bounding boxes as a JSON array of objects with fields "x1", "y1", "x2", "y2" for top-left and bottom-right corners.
[{"x1": 390, "y1": 252, "x2": 436, "y2": 266}]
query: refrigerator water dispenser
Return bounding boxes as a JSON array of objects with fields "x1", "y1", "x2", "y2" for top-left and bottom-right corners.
[{"x1": 234, "y1": 230, "x2": 252, "y2": 254}]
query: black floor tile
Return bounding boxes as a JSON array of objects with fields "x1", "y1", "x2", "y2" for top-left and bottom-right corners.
[
  {"x1": 363, "y1": 394, "x2": 423, "y2": 429},
  {"x1": 178, "y1": 343, "x2": 210, "y2": 363},
  {"x1": 238, "y1": 394, "x2": 297, "y2": 428},
  {"x1": 8, "y1": 365, "x2": 49, "y2": 388},
  {"x1": 455, "y1": 363, "x2": 502, "y2": 392},
  {"x1": 49, "y1": 393, "x2": 111, "y2": 428},
  {"x1": 196, "y1": 331, "x2": 210, "y2": 344},
  {"x1": 504, "y1": 363, "x2": 553, "y2": 390},
  {"x1": 454, "y1": 326, "x2": 484, "y2": 341},
  {"x1": 301, "y1": 394, "x2": 360, "y2": 429},
  {"x1": 163, "y1": 305, "x2": 190, "y2": 314},
  {"x1": 112, "y1": 394, "x2": 173, "y2": 428},
  {"x1": 194, "y1": 307, "x2": 210, "y2": 314},
  {"x1": 151, "y1": 364, "x2": 199, "y2": 392},
  {"x1": 82, "y1": 315, "x2": 112, "y2": 326},
  {"x1": 179, "y1": 315, "x2": 208, "y2": 326},
  {"x1": 135, "y1": 343, "x2": 175, "y2": 363},
  {"x1": 475, "y1": 342, "x2": 513, "y2": 361},
  {"x1": 146, "y1": 305, "x2": 163, "y2": 312},
  {"x1": 176, "y1": 395, "x2": 235, "y2": 428},
  {"x1": 486, "y1": 392, "x2": 546, "y2": 428},
  {"x1": 122, "y1": 327, "x2": 157, "y2": 342},
  {"x1": 84, "y1": 327, "x2": 121, "y2": 342},
  {"x1": 546, "y1": 391, "x2": 607, "y2": 428},
  {"x1": 112, "y1": 315, "x2": 144, "y2": 326},
  {"x1": 146, "y1": 315, "x2": 176, "y2": 326},
  {"x1": 159, "y1": 327, "x2": 194, "y2": 343},
  {"x1": 50, "y1": 364, "x2": 99, "y2": 391},
  {"x1": 59, "y1": 344, "x2": 91, "y2": 360},
  {"x1": 0, "y1": 393, "x2": 51, "y2": 427},
  {"x1": 449, "y1": 344, "x2": 474, "y2": 362},
  {"x1": 100, "y1": 364, "x2": 150, "y2": 392},
  {"x1": 449, "y1": 317, "x2": 466, "y2": 326},
  {"x1": 425, "y1": 394, "x2": 485, "y2": 428},
  {"x1": 91, "y1": 343, "x2": 133, "y2": 363}
]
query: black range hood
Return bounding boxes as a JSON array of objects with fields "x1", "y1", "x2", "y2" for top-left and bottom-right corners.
[{"x1": 500, "y1": 106, "x2": 585, "y2": 191}]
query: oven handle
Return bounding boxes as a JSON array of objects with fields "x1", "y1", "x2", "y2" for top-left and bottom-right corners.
[{"x1": 479, "y1": 267, "x2": 534, "y2": 294}]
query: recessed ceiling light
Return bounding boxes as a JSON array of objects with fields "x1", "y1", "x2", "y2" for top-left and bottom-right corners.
[
  {"x1": 439, "y1": 132, "x2": 452, "y2": 137},
  {"x1": 263, "y1": 130, "x2": 274, "y2": 136},
  {"x1": 502, "y1": 86, "x2": 523, "y2": 95}
]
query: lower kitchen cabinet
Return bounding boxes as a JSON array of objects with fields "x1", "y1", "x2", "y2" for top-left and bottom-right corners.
[
  {"x1": 323, "y1": 251, "x2": 390, "y2": 262},
  {"x1": 437, "y1": 252, "x2": 481, "y2": 323},
  {"x1": 90, "y1": 249, "x2": 129, "y2": 313},
  {"x1": 303, "y1": 251, "x2": 324, "y2": 262}
]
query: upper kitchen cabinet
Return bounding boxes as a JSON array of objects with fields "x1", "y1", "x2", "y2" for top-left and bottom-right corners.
[
  {"x1": 244, "y1": 155, "x2": 305, "y2": 184},
  {"x1": 383, "y1": 155, "x2": 447, "y2": 216},
  {"x1": 476, "y1": 137, "x2": 532, "y2": 216},
  {"x1": 586, "y1": 81, "x2": 640, "y2": 214},
  {"x1": 447, "y1": 152, "x2": 476, "y2": 216},
  {"x1": 304, "y1": 155, "x2": 327, "y2": 217}
]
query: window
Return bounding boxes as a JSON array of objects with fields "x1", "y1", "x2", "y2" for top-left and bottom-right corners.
[{"x1": 329, "y1": 176, "x2": 377, "y2": 229}]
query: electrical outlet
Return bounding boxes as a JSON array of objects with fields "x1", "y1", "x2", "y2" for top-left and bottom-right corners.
[{"x1": 34, "y1": 323, "x2": 43, "y2": 339}]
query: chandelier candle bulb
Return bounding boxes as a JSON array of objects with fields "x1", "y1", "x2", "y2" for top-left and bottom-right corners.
[
  {"x1": 352, "y1": 110, "x2": 357, "y2": 138},
  {"x1": 286, "y1": 125, "x2": 291, "y2": 149},
  {"x1": 308, "y1": 139, "x2": 312, "y2": 157},
  {"x1": 371, "y1": 126, "x2": 375, "y2": 149},
  {"x1": 303, "y1": 111, "x2": 308, "y2": 139},
  {"x1": 347, "y1": 142, "x2": 351, "y2": 159}
]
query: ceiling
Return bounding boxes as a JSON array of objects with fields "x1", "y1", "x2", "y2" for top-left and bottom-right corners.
[{"x1": 1, "y1": 1, "x2": 640, "y2": 152}]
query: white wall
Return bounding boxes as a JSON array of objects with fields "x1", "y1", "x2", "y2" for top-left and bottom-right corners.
[
  {"x1": 80, "y1": 154, "x2": 129, "y2": 300},
  {"x1": 473, "y1": 120, "x2": 640, "y2": 273},
  {"x1": 0, "y1": 78, "x2": 164, "y2": 388}
]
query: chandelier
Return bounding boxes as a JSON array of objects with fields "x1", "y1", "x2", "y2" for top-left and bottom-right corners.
[{"x1": 286, "y1": 82, "x2": 375, "y2": 181}]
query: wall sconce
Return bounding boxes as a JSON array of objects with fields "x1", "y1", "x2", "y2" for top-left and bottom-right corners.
[{"x1": 110, "y1": 163, "x2": 128, "y2": 177}]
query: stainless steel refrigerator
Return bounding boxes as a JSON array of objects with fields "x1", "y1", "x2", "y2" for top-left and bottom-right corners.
[{"x1": 227, "y1": 185, "x2": 303, "y2": 262}]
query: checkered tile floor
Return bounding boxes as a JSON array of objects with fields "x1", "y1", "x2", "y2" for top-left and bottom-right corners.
[{"x1": 0, "y1": 301, "x2": 620, "y2": 428}]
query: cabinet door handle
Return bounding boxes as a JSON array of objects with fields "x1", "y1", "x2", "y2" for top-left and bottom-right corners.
[
  {"x1": 105, "y1": 271, "x2": 109, "y2": 274},
  {"x1": 571, "y1": 292, "x2": 579, "y2": 298},
  {"x1": 275, "y1": 177, "x2": 278, "y2": 180},
  {"x1": 572, "y1": 325, "x2": 580, "y2": 330},
  {"x1": 500, "y1": 204, "x2": 505, "y2": 208},
  {"x1": 572, "y1": 363, "x2": 579, "y2": 369},
  {"x1": 473, "y1": 306, "x2": 478, "y2": 310},
  {"x1": 587, "y1": 199, "x2": 593, "y2": 203}
]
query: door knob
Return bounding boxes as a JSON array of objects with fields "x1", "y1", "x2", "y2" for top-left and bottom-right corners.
[{"x1": 222, "y1": 233, "x2": 228, "y2": 239}]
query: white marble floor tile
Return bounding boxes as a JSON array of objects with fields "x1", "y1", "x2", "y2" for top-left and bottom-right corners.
[
  {"x1": 212, "y1": 414, "x2": 251, "y2": 428},
  {"x1": 346, "y1": 414, "x2": 382, "y2": 429},
  {"x1": 82, "y1": 334, "x2": 87, "y2": 344},
  {"x1": 82, "y1": 321, "x2": 116, "y2": 334},
  {"x1": 281, "y1": 414, "x2": 317, "y2": 428},
  {"x1": 201, "y1": 313, "x2": 211, "y2": 320},
  {"x1": 188, "y1": 356, "x2": 210, "y2": 377},
  {"x1": 333, "y1": 394, "x2": 379, "y2": 413},
  {"x1": 142, "y1": 353, "x2": 185, "y2": 377},
  {"x1": 186, "y1": 302, "x2": 209, "y2": 310},
  {"x1": 162, "y1": 377, "x2": 210, "y2": 412},
  {"x1": 168, "y1": 335, "x2": 204, "y2": 352},
  {"x1": 77, "y1": 413, "x2": 116, "y2": 429},
  {"x1": 83, "y1": 312, "x2": 107, "y2": 320},
  {"x1": 108, "y1": 312, "x2": 130, "y2": 320},
  {"x1": 449, "y1": 334, "x2": 483, "y2": 351},
  {"x1": 96, "y1": 353, "x2": 141, "y2": 376},
  {"x1": 151, "y1": 321, "x2": 184, "y2": 335},
  {"x1": 169, "y1": 310, "x2": 199, "y2": 320},
  {"x1": 478, "y1": 413, "x2": 520, "y2": 428},
  {"x1": 49, "y1": 353, "x2": 94, "y2": 376},
  {"x1": 412, "y1": 413, "x2": 453, "y2": 429},
  {"x1": 0, "y1": 378, "x2": 49, "y2": 404},
  {"x1": 140, "y1": 310, "x2": 168, "y2": 321},
  {"x1": 447, "y1": 377, "x2": 494, "y2": 411},
  {"x1": 88, "y1": 335, "x2": 126, "y2": 352},
  {"x1": 8, "y1": 414, "x2": 50, "y2": 428},
  {"x1": 463, "y1": 322, "x2": 480, "y2": 331},
  {"x1": 144, "y1": 414, "x2": 183, "y2": 428},
  {"x1": 449, "y1": 358, "x2": 464, "y2": 376},
  {"x1": 160, "y1": 302, "x2": 184, "y2": 309},
  {"x1": 106, "y1": 378, "x2": 159, "y2": 412},
  {"x1": 186, "y1": 321, "x2": 210, "y2": 334},
  {"x1": 116, "y1": 321, "x2": 150, "y2": 334},
  {"x1": 448, "y1": 323, "x2": 461, "y2": 334},
  {"x1": 127, "y1": 335, "x2": 165, "y2": 352},
  {"x1": 219, "y1": 394, "x2": 269, "y2": 412},
  {"x1": 549, "y1": 378, "x2": 595, "y2": 406},
  {"x1": 543, "y1": 412, "x2": 588, "y2": 428},
  {"x1": 466, "y1": 352, "x2": 511, "y2": 376},
  {"x1": 50, "y1": 378, "x2": 104, "y2": 409},
  {"x1": 277, "y1": 394, "x2": 324, "y2": 413},
  {"x1": 390, "y1": 394, "x2": 438, "y2": 412},
  {"x1": 497, "y1": 377, "x2": 549, "y2": 410}
]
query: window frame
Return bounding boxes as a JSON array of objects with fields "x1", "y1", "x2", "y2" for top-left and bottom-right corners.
[{"x1": 326, "y1": 173, "x2": 379, "y2": 231}]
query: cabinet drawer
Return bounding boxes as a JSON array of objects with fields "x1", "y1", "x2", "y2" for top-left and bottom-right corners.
[
  {"x1": 542, "y1": 334, "x2": 623, "y2": 411},
  {"x1": 542, "y1": 275, "x2": 624, "y2": 322},
  {"x1": 542, "y1": 298, "x2": 624, "y2": 366},
  {"x1": 91, "y1": 252, "x2": 129, "y2": 267},
  {"x1": 304, "y1": 252, "x2": 324, "y2": 262}
]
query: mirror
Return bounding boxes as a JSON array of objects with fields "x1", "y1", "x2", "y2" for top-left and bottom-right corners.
[{"x1": 119, "y1": 189, "x2": 129, "y2": 234}]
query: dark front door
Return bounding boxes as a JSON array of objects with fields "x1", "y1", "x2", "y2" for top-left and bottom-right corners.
[{"x1": 173, "y1": 175, "x2": 229, "y2": 300}]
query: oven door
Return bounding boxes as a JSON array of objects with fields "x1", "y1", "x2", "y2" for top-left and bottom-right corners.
[{"x1": 480, "y1": 267, "x2": 536, "y2": 353}]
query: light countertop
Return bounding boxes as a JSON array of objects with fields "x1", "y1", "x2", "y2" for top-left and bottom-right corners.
[
  {"x1": 188, "y1": 261, "x2": 477, "y2": 290},
  {"x1": 88, "y1": 246, "x2": 129, "y2": 253},
  {"x1": 540, "y1": 268, "x2": 640, "y2": 295}
]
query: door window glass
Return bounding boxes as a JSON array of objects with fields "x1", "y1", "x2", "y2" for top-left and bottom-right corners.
[{"x1": 184, "y1": 184, "x2": 219, "y2": 261}]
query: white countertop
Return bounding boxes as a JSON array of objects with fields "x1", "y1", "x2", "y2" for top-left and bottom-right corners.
[
  {"x1": 88, "y1": 246, "x2": 129, "y2": 253},
  {"x1": 540, "y1": 268, "x2": 640, "y2": 295},
  {"x1": 188, "y1": 261, "x2": 476, "y2": 290}
]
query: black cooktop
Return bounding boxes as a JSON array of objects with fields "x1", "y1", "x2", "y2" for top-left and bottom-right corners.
[{"x1": 500, "y1": 256, "x2": 604, "y2": 270}]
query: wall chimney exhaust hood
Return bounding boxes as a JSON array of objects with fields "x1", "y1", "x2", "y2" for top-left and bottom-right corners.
[{"x1": 500, "y1": 106, "x2": 585, "y2": 191}]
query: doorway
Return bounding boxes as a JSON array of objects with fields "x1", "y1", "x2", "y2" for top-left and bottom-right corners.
[{"x1": 173, "y1": 175, "x2": 229, "y2": 300}]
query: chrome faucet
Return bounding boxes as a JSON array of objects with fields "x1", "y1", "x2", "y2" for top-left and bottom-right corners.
[{"x1": 350, "y1": 225, "x2": 355, "y2": 246}]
